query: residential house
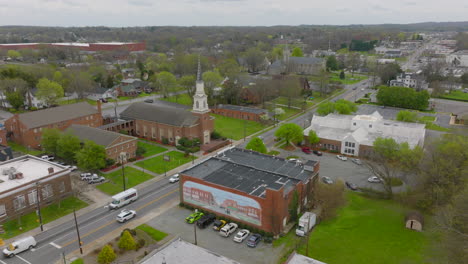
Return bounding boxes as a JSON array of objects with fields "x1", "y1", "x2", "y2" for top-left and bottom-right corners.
[
  {"x1": 446, "y1": 50, "x2": 468, "y2": 67},
  {"x1": 115, "y1": 78, "x2": 150, "y2": 97},
  {"x1": 389, "y1": 73, "x2": 428, "y2": 90}
]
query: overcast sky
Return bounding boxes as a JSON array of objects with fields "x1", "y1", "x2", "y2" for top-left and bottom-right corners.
[{"x1": 0, "y1": 0, "x2": 466, "y2": 27}]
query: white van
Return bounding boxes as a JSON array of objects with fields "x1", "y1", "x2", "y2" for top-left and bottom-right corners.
[
  {"x1": 108, "y1": 188, "x2": 138, "y2": 210},
  {"x1": 3, "y1": 236, "x2": 37, "y2": 257}
]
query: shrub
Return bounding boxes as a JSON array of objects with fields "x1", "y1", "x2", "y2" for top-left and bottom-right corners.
[
  {"x1": 30, "y1": 106, "x2": 38, "y2": 111},
  {"x1": 161, "y1": 137, "x2": 169, "y2": 145},
  {"x1": 211, "y1": 130, "x2": 222, "y2": 140},
  {"x1": 97, "y1": 245, "x2": 116, "y2": 264},
  {"x1": 121, "y1": 228, "x2": 136, "y2": 237},
  {"x1": 128, "y1": 157, "x2": 137, "y2": 162},
  {"x1": 105, "y1": 159, "x2": 115, "y2": 167},
  {"x1": 118, "y1": 230, "x2": 137, "y2": 250}
]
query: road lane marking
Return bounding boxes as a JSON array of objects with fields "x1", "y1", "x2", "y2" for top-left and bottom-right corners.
[
  {"x1": 15, "y1": 255, "x2": 32, "y2": 264},
  {"x1": 49, "y1": 242, "x2": 61, "y2": 249},
  {"x1": 60, "y1": 188, "x2": 178, "y2": 248},
  {"x1": 0, "y1": 259, "x2": 6, "y2": 264}
]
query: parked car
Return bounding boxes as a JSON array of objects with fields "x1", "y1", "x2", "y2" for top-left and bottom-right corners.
[
  {"x1": 80, "y1": 173, "x2": 94, "y2": 180},
  {"x1": 57, "y1": 161, "x2": 66, "y2": 165},
  {"x1": 88, "y1": 176, "x2": 105, "y2": 184},
  {"x1": 116, "y1": 209, "x2": 136, "y2": 223},
  {"x1": 196, "y1": 214, "x2": 216, "y2": 229},
  {"x1": 322, "y1": 176, "x2": 334, "y2": 184},
  {"x1": 64, "y1": 165, "x2": 78, "y2": 171},
  {"x1": 3, "y1": 236, "x2": 36, "y2": 258},
  {"x1": 351, "y1": 158, "x2": 362, "y2": 165},
  {"x1": 213, "y1": 219, "x2": 227, "y2": 231},
  {"x1": 100, "y1": 98, "x2": 108, "y2": 103},
  {"x1": 186, "y1": 212, "x2": 204, "y2": 224},
  {"x1": 336, "y1": 155, "x2": 347, "y2": 161},
  {"x1": 368, "y1": 176, "x2": 382, "y2": 183},
  {"x1": 288, "y1": 158, "x2": 302, "y2": 163},
  {"x1": 40, "y1": 155, "x2": 54, "y2": 161},
  {"x1": 246, "y1": 233, "x2": 262, "y2": 248},
  {"x1": 345, "y1": 181, "x2": 358, "y2": 191},
  {"x1": 219, "y1": 223, "x2": 238, "y2": 237},
  {"x1": 233, "y1": 229, "x2": 250, "y2": 243},
  {"x1": 301, "y1": 147, "x2": 311, "y2": 154},
  {"x1": 169, "y1": 174, "x2": 180, "y2": 183},
  {"x1": 312, "y1": 150, "x2": 322, "y2": 156},
  {"x1": 144, "y1": 99, "x2": 154, "y2": 103}
]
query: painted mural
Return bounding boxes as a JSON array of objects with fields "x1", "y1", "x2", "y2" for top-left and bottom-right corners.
[{"x1": 183, "y1": 181, "x2": 262, "y2": 225}]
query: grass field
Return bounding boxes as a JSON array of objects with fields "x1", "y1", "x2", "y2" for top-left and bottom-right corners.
[
  {"x1": 134, "y1": 151, "x2": 193, "y2": 174},
  {"x1": 212, "y1": 114, "x2": 267, "y2": 140},
  {"x1": 0, "y1": 197, "x2": 88, "y2": 240},
  {"x1": 97, "y1": 167, "x2": 154, "y2": 195},
  {"x1": 136, "y1": 224, "x2": 168, "y2": 241},
  {"x1": 425, "y1": 122, "x2": 451, "y2": 132},
  {"x1": 297, "y1": 193, "x2": 429, "y2": 264},
  {"x1": 161, "y1": 93, "x2": 192, "y2": 106},
  {"x1": 440, "y1": 90, "x2": 468, "y2": 102},
  {"x1": 8, "y1": 141, "x2": 42, "y2": 156},
  {"x1": 137, "y1": 141, "x2": 167, "y2": 158},
  {"x1": 330, "y1": 72, "x2": 368, "y2": 85}
]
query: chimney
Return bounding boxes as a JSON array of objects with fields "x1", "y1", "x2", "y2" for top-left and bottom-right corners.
[
  {"x1": 48, "y1": 167, "x2": 54, "y2": 174},
  {"x1": 96, "y1": 100, "x2": 102, "y2": 115}
]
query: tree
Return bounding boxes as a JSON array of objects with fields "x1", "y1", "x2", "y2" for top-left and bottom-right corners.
[
  {"x1": 317, "y1": 69, "x2": 330, "y2": 96},
  {"x1": 288, "y1": 191, "x2": 299, "y2": 223},
  {"x1": 7, "y1": 50, "x2": 21, "y2": 59},
  {"x1": 316, "y1": 101, "x2": 335, "y2": 116},
  {"x1": 346, "y1": 52, "x2": 361, "y2": 76},
  {"x1": 97, "y1": 244, "x2": 116, "y2": 264},
  {"x1": 202, "y1": 71, "x2": 223, "y2": 100},
  {"x1": 273, "y1": 107, "x2": 285, "y2": 122},
  {"x1": 326, "y1": 55, "x2": 339, "y2": 71},
  {"x1": 275, "y1": 123, "x2": 304, "y2": 146},
  {"x1": 314, "y1": 180, "x2": 346, "y2": 220},
  {"x1": 75, "y1": 141, "x2": 106, "y2": 171},
  {"x1": 156, "y1": 71, "x2": 177, "y2": 98},
  {"x1": 246, "y1": 137, "x2": 267, "y2": 154},
  {"x1": 339, "y1": 70, "x2": 345, "y2": 80},
  {"x1": 36, "y1": 78, "x2": 64, "y2": 106},
  {"x1": 308, "y1": 130, "x2": 320, "y2": 145},
  {"x1": 377, "y1": 63, "x2": 402, "y2": 84},
  {"x1": 334, "y1": 99, "x2": 357, "y2": 114},
  {"x1": 67, "y1": 71, "x2": 95, "y2": 99},
  {"x1": 291, "y1": 47, "x2": 303, "y2": 57},
  {"x1": 179, "y1": 75, "x2": 196, "y2": 104},
  {"x1": 5, "y1": 91, "x2": 24, "y2": 110},
  {"x1": 244, "y1": 48, "x2": 264, "y2": 73},
  {"x1": 57, "y1": 133, "x2": 81, "y2": 162},
  {"x1": 217, "y1": 58, "x2": 240, "y2": 78},
  {"x1": 278, "y1": 77, "x2": 302, "y2": 108},
  {"x1": 118, "y1": 230, "x2": 136, "y2": 250},
  {"x1": 396, "y1": 110, "x2": 419, "y2": 123},
  {"x1": 461, "y1": 73, "x2": 468, "y2": 84},
  {"x1": 41, "y1": 128, "x2": 61, "y2": 155},
  {"x1": 377, "y1": 86, "x2": 430, "y2": 110}
]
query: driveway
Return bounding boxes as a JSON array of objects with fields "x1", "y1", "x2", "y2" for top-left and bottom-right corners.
[{"x1": 146, "y1": 206, "x2": 284, "y2": 264}]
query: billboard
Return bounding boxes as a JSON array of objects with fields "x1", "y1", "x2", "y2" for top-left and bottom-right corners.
[{"x1": 183, "y1": 181, "x2": 262, "y2": 225}]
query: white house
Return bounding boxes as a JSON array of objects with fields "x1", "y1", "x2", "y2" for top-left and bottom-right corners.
[
  {"x1": 389, "y1": 73, "x2": 428, "y2": 90},
  {"x1": 304, "y1": 111, "x2": 426, "y2": 157}
]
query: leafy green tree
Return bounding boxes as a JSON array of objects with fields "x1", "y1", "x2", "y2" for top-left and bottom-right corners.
[
  {"x1": 217, "y1": 58, "x2": 240, "y2": 77},
  {"x1": 118, "y1": 230, "x2": 136, "y2": 250},
  {"x1": 246, "y1": 137, "x2": 267, "y2": 154},
  {"x1": 396, "y1": 110, "x2": 419, "y2": 122},
  {"x1": 41, "y1": 128, "x2": 61, "y2": 155},
  {"x1": 288, "y1": 191, "x2": 299, "y2": 223},
  {"x1": 270, "y1": 46, "x2": 284, "y2": 61},
  {"x1": 7, "y1": 50, "x2": 21, "y2": 59},
  {"x1": 377, "y1": 86, "x2": 430, "y2": 110},
  {"x1": 461, "y1": 73, "x2": 468, "y2": 84},
  {"x1": 291, "y1": 47, "x2": 303, "y2": 57},
  {"x1": 308, "y1": 130, "x2": 320, "y2": 145},
  {"x1": 316, "y1": 101, "x2": 335, "y2": 116},
  {"x1": 156, "y1": 71, "x2": 177, "y2": 98},
  {"x1": 57, "y1": 133, "x2": 81, "y2": 162},
  {"x1": 275, "y1": 123, "x2": 304, "y2": 146},
  {"x1": 5, "y1": 91, "x2": 24, "y2": 110},
  {"x1": 244, "y1": 48, "x2": 265, "y2": 72},
  {"x1": 97, "y1": 244, "x2": 116, "y2": 264},
  {"x1": 179, "y1": 75, "x2": 196, "y2": 103},
  {"x1": 339, "y1": 70, "x2": 345, "y2": 80},
  {"x1": 326, "y1": 55, "x2": 339, "y2": 71},
  {"x1": 75, "y1": 140, "x2": 106, "y2": 171},
  {"x1": 377, "y1": 63, "x2": 402, "y2": 84},
  {"x1": 202, "y1": 71, "x2": 223, "y2": 100},
  {"x1": 36, "y1": 78, "x2": 64, "y2": 106},
  {"x1": 334, "y1": 99, "x2": 357, "y2": 114}
]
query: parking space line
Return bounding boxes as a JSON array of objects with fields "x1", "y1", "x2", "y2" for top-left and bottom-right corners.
[{"x1": 15, "y1": 255, "x2": 32, "y2": 264}]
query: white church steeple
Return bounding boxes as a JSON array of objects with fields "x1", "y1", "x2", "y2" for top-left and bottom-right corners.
[{"x1": 192, "y1": 55, "x2": 210, "y2": 114}]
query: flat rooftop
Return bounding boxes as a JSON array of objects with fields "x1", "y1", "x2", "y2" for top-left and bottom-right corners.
[{"x1": 0, "y1": 155, "x2": 68, "y2": 194}]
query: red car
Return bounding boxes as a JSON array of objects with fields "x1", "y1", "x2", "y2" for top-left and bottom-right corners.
[{"x1": 301, "y1": 147, "x2": 311, "y2": 154}]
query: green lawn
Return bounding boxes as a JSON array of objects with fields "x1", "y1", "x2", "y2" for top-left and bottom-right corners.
[
  {"x1": 70, "y1": 259, "x2": 84, "y2": 264},
  {"x1": 0, "y1": 197, "x2": 88, "y2": 240},
  {"x1": 440, "y1": 90, "x2": 468, "y2": 102},
  {"x1": 8, "y1": 141, "x2": 42, "y2": 156},
  {"x1": 425, "y1": 122, "x2": 451, "y2": 132},
  {"x1": 137, "y1": 141, "x2": 167, "y2": 158},
  {"x1": 136, "y1": 224, "x2": 168, "y2": 241},
  {"x1": 211, "y1": 114, "x2": 267, "y2": 140},
  {"x1": 134, "y1": 151, "x2": 193, "y2": 174},
  {"x1": 161, "y1": 93, "x2": 192, "y2": 106},
  {"x1": 330, "y1": 72, "x2": 368, "y2": 85},
  {"x1": 297, "y1": 193, "x2": 429, "y2": 264},
  {"x1": 96, "y1": 167, "x2": 154, "y2": 195}
]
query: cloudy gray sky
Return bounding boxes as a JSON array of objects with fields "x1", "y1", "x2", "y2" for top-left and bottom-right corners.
[{"x1": 0, "y1": 0, "x2": 466, "y2": 26}]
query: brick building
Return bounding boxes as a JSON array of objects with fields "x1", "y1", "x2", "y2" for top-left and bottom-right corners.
[
  {"x1": 5, "y1": 102, "x2": 102, "y2": 149},
  {"x1": 211, "y1": 104, "x2": 268, "y2": 122},
  {"x1": 0, "y1": 155, "x2": 72, "y2": 222},
  {"x1": 66, "y1": 125, "x2": 137, "y2": 161},
  {"x1": 180, "y1": 148, "x2": 319, "y2": 235}
]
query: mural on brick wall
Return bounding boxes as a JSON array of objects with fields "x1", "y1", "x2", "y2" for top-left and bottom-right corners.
[{"x1": 183, "y1": 181, "x2": 261, "y2": 225}]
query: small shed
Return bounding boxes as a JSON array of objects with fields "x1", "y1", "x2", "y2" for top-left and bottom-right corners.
[{"x1": 405, "y1": 211, "x2": 424, "y2": 231}]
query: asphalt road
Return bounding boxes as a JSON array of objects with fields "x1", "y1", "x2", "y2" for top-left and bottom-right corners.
[{"x1": 1, "y1": 180, "x2": 178, "y2": 264}]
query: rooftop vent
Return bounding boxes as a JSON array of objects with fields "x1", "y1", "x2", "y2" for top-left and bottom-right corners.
[{"x1": 48, "y1": 167, "x2": 54, "y2": 174}]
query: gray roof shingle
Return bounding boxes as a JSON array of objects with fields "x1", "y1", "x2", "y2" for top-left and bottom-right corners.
[
  {"x1": 120, "y1": 102, "x2": 199, "y2": 127},
  {"x1": 67, "y1": 124, "x2": 135, "y2": 147}
]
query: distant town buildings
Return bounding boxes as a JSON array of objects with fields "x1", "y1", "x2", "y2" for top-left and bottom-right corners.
[
  {"x1": 389, "y1": 72, "x2": 428, "y2": 90},
  {"x1": 446, "y1": 50, "x2": 468, "y2": 67},
  {"x1": 0, "y1": 42, "x2": 146, "y2": 52},
  {"x1": 268, "y1": 47, "x2": 324, "y2": 75}
]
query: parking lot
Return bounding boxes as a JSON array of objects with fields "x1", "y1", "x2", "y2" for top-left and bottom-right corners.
[{"x1": 146, "y1": 206, "x2": 284, "y2": 264}]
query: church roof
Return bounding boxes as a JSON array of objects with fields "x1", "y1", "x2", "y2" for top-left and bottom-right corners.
[{"x1": 120, "y1": 102, "x2": 199, "y2": 127}]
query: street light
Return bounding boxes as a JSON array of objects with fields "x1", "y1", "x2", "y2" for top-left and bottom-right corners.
[{"x1": 73, "y1": 209, "x2": 83, "y2": 254}]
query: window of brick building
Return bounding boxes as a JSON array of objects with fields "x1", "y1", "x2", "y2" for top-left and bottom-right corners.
[
  {"x1": 42, "y1": 184, "x2": 53, "y2": 199},
  {"x1": 59, "y1": 182, "x2": 65, "y2": 193},
  {"x1": 13, "y1": 195, "x2": 26, "y2": 211},
  {"x1": 28, "y1": 190, "x2": 38, "y2": 205},
  {"x1": 0, "y1": 205, "x2": 6, "y2": 217}
]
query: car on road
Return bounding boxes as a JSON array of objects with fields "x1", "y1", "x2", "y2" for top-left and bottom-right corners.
[
  {"x1": 116, "y1": 209, "x2": 136, "y2": 223},
  {"x1": 345, "y1": 181, "x2": 358, "y2": 191},
  {"x1": 352, "y1": 87, "x2": 357, "y2": 90},
  {"x1": 213, "y1": 219, "x2": 227, "y2": 231},
  {"x1": 219, "y1": 222, "x2": 238, "y2": 237},
  {"x1": 196, "y1": 214, "x2": 216, "y2": 229},
  {"x1": 41, "y1": 155, "x2": 55, "y2": 161},
  {"x1": 144, "y1": 99, "x2": 154, "y2": 103},
  {"x1": 233, "y1": 229, "x2": 250, "y2": 243},
  {"x1": 336, "y1": 155, "x2": 347, "y2": 161},
  {"x1": 246, "y1": 233, "x2": 262, "y2": 248},
  {"x1": 169, "y1": 174, "x2": 179, "y2": 183},
  {"x1": 368, "y1": 176, "x2": 382, "y2": 183},
  {"x1": 301, "y1": 147, "x2": 311, "y2": 154},
  {"x1": 351, "y1": 158, "x2": 362, "y2": 165},
  {"x1": 322, "y1": 176, "x2": 334, "y2": 185},
  {"x1": 88, "y1": 176, "x2": 106, "y2": 184},
  {"x1": 313, "y1": 150, "x2": 322, "y2": 156},
  {"x1": 3, "y1": 236, "x2": 36, "y2": 258},
  {"x1": 186, "y1": 211, "x2": 204, "y2": 224}
]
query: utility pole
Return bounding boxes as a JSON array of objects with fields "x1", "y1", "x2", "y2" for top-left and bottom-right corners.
[
  {"x1": 193, "y1": 223, "x2": 197, "y2": 245},
  {"x1": 243, "y1": 119, "x2": 246, "y2": 142},
  {"x1": 62, "y1": 252, "x2": 66, "y2": 264},
  {"x1": 35, "y1": 182, "x2": 43, "y2": 232},
  {"x1": 73, "y1": 209, "x2": 83, "y2": 254},
  {"x1": 120, "y1": 153, "x2": 126, "y2": 191}
]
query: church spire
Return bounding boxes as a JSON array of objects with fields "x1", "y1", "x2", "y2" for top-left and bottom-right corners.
[
  {"x1": 197, "y1": 54, "x2": 202, "y2": 82},
  {"x1": 192, "y1": 54, "x2": 209, "y2": 114}
]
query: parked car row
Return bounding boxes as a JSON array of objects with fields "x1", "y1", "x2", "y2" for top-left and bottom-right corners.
[
  {"x1": 80, "y1": 172, "x2": 105, "y2": 184},
  {"x1": 185, "y1": 211, "x2": 263, "y2": 247},
  {"x1": 40, "y1": 155, "x2": 78, "y2": 171},
  {"x1": 301, "y1": 147, "x2": 322, "y2": 156}
]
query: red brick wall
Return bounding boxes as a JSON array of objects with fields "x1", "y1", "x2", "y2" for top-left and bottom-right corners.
[
  {"x1": 105, "y1": 136, "x2": 138, "y2": 161},
  {"x1": 211, "y1": 108, "x2": 263, "y2": 122}
]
